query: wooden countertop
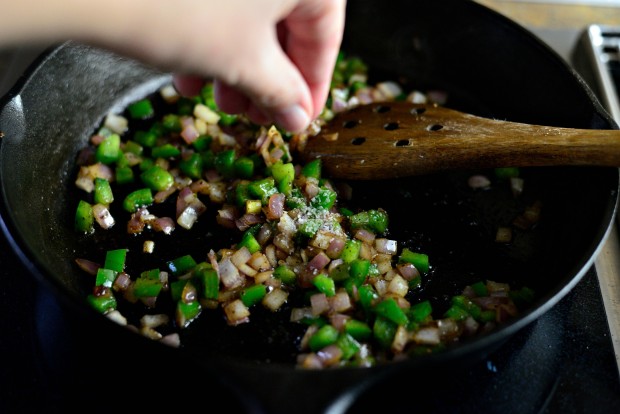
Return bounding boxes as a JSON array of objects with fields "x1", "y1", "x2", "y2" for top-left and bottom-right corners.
[{"x1": 476, "y1": 0, "x2": 620, "y2": 29}]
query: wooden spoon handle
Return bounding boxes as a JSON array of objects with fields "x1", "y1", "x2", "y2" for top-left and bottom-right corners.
[{"x1": 299, "y1": 101, "x2": 620, "y2": 180}]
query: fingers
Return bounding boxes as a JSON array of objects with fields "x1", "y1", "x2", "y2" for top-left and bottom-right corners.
[
  {"x1": 172, "y1": 75, "x2": 205, "y2": 97},
  {"x1": 158, "y1": 1, "x2": 346, "y2": 133},
  {"x1": 285, "y1": 0, "x2": 347, "y2": 119}
]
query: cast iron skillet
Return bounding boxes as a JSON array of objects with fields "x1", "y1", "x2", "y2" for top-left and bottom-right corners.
[{"x1": 0, "y1": 1, "x2": 618, "y2": 413}]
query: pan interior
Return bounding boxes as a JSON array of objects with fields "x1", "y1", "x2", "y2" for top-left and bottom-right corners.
[{"x1": 0, "y1": 0, "x2": 618, "y2": 367}]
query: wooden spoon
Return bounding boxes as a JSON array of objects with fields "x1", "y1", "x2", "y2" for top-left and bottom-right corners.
[{"x1": 297, "y1": 101, "x2": 620, "y2": 180}]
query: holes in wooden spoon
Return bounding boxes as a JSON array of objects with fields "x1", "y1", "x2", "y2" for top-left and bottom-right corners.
[
  {"x1": 343, "y1": 120, "x2": 360, "y2": 129},
  {"x1": 351, "y1": 137, "x2": 366, "y2": 146},
  {"x1": 395, "y1": 139, "x2": 410, "y2": 147},
  {"x1": 410, "y1": 107, "x2": 426, "y2": 116},
  {"x1": 384, "y1": 122, "x2": 399, "y2": 131},
  {"x1": 374, "y1": 105, "x2": 391, "y2": 113},
  {"x1": 428, "y1": 124, "x2": 443, "y2": 131}
]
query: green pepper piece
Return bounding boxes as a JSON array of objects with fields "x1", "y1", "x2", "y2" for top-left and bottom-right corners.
[
  {"x1": 368, "y1": 209, "x2": 389, "y2": 233},
  {"x1": 444, "y1": 305, "x2": 470, "y2": 321},
  {"x1": 140, "y1": 268, "x2": 161, "y2": 280},
  {"x1": 95, "y1": 268, "x2": 117, "y2": 288},
  {"x1": 151, "y1": 143, "x2": 181, "y2": 159},
  {"x1": 273, "y1": 265, "x2": 296, "y2": 285},
  {"x1": 233, "y1": 156, "x2": 255, "y2": 179},
  {"x1": 399, "y1": 248, "x2": 429, "y2": 274},
  {"x1": 115, "y1": 166, "x2": 134, "y2": 185},
  {"x1": 374, "y1": 297, "x2": 408, "y2": 326},
  {"x1": 127, "y1": 98, "x2": 154, "y2": 119},
  {"x1": 167, "y1": 254, "x2": 197, "y2": 276},
  {"x1": 87, "y1": 292, "x2": 117, "y2": 313},
  {"x1": 451, "y1": 295, "x2": 482, "y2": 320},
  {"x1": 123, "y1": 188, "x2": 153, "y2": 212},
  {"x1": 301, "y1": 159, "x2": 321, "y2": 179},
  {"x1": 349, "y1": 259, "x2": 370, "y2": 286},
  {"x1": 408, "y1": 300, "x2": 433, "y2": 323},
  {"x1": 471, "y1": 281, "x2": 489, "y2": 297},
  {"x1": 241, "y1": 284, "x2": 267, "y2": 307},
  {"x1": 201, "y1": 149, "x2": 216, "y2": 170},
  {"x1": 195, "y1": 267, "x2": 219, "y2": 300},
  {"x1": 238, "y1": 231, "x2": 261, "y2": 254},
  {"x1": 308, "y1": 324, "x2": 340, "y2": 352},
  {"x1": 313, "y1": 274, "x2": 336, "y2": 297},
  {"x1": 357, "y1": 284, "x2": 378, "y2": 311},
  {"x1": 340, "y1": 239, "x2": 361, "y2": 263},
  {"x1": 134, "y1": 130, "x2": 158, "y2": 148},
  {"x1": 94, "y1": 178, "x2": 114, "y2": 205},
  {"x1": 162, "y1": 113, "x2": 182, "y2": 132},
  {"x1": 494, "y1": 167, "x2": 520, "y2": 180},
  {"x1": 179, "y1": 152, "x2": 203, "y2": 179},
  {"x1": 176, "y1": 300, "x2": 202, "y2": 328},
  {"x1": 344, "y1": 319, "x2": 372, "y2": 341},
  {"x1": 123, "y1": 140, "x2": 144, "y2": 156},
  {"x1": 286, "y1": 187, "x2": 307, "y2": 209},
  {"x1": 214, "y1": 149, "x2": 236, "y2": 178},
  {"x1": 480, "y1": 310, "x2": 497, "y2": 323},
  {"x1": 75, "y1": 200, "x2": 94, "y2": 233},
  {"x1": 139, "y1": 158, "x2": 154, "y2": 171},
  {"x1": 509, "y1": 286, "x2": 535, "y2": 306},
  {"x1": 133, "y1": 277, "x2": 163, "y2": 298},
  {"x1": 218, "y1": 112, "x2": 238, "y2": 126},
  {"x1": 310, "y1": 187, "x2": 337, "y2": 210},
  {"x1": 193, "y1": 135, "x2": 212, "y2": 152},
  {"x1": 373, "y1": 316, "x2": 397, "y2": 349},
  {"x1": 271, "y1": 161, "x2": 295, "y2": 195},
  {"x1": 96, "y1": 133, "x2": 121, "y2": 164},
  {"x1": 298, "y1": 218, "x2": 322, "y2": 238},
  {"x1": 350, "y1": 209, "x2": 389, "y2": 233},
  {"x1": 170, "y1": 279, "x2": 188, "y2": 302},
  {"x1": 329, "y1": 262, "x2": 351, "y2": 282},
  {"x1": 336, "y1": 333, "x2": 361, "y2": 360},
  {"x1": 104, "y1": 248, "x2": 127, "y2": 273},
  {"x1": 248, "y1": 177, "x2": 278, "y2": 205}
]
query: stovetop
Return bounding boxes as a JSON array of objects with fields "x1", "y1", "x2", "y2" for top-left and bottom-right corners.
[{"x1": 2, "y1": 26, "x2": 620, "y2": 413}]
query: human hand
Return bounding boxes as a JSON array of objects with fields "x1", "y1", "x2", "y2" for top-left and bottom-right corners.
[
  {"x1": 1, "y1": 0, "x2": 346, "y2": 132},
  {"x1": 172, "y1": 0, "x2": 347, "y2": 133}
]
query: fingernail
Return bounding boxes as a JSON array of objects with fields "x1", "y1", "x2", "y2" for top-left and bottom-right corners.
[{"x1": 273, "y1": 105, "x2": 310, "y2": 133}]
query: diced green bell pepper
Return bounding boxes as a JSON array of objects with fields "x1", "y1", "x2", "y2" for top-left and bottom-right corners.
[
  {"x1": 87, "y1": 292, "x2": 117, "y2": 313},
  {"x1": 123, "y1": 188, "x2": 153, "y2": 212},
  {"x1": 176, "y1": 300, "x2": 201, "y2": 328},
  {"x1": 308, "y1": 324, "x2": 339, "y2": 352},
  {"x1": 344, "y1": 319, "x2": 372, "y2": 341},
  {"x1": 373, "y1": 316, "x2": 397, "y2": 349},
  {"x1": 273, "y1": 265, "x2": 296, "y2": 285},
  {"x1": 167, "y1": 254, "x2": 197, "y2": 276},
  {"x1": 96, "y1": 133, "x2": 121, "y2": 164},
  {"x1": 241, "y1": 284, "x2": 267, "y2": 307},
  {"x1": 94, "y1": 177, "x2": 114, "y2": 205},
  {"x1": 141, "y1": 165, "x2": 174, "y2": 191},
  {"x1": 75, "y1": 200, "x2": 94, "y2": 233},
  {"x1": 399, "y1": 248, "x2": 429, "y2": 274},
  {"x1": 95, "y1": 268, "x2": 117, "y2": 288},
  {"x1": 179, "y1": 152, "x2": 203, "y2": 179},
  {"x1": 312, "y1": 274, "x2": 336, "y2": 297},
  {"x1": 127, "y1": 98, "x2": 154, "y2": 119},
  {"x1": 104, "y1": 248, "x2": 127, "y2": 273},
  {"x1": 374, "y1": 297, "x2": 409, "y2": 326},
  {"x1": 151, "y1": 143, "x2": 181, "y2": 159}
]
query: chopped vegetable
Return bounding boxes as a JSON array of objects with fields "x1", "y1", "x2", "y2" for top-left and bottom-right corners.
[{"x1": 73, "y1": 53, "x2": 534, "y2": 369}]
